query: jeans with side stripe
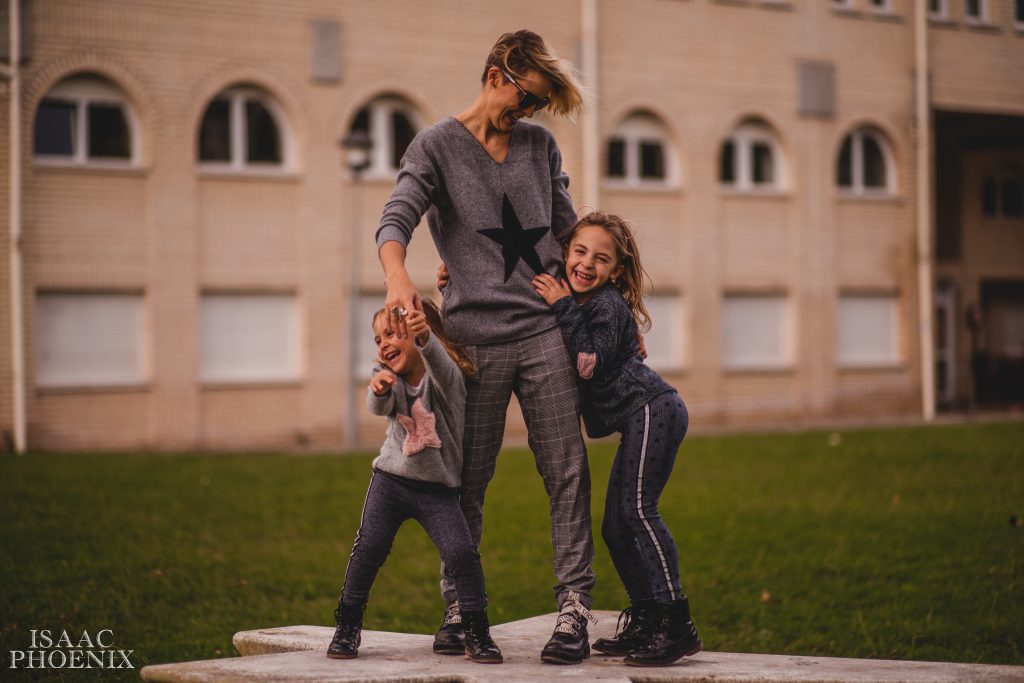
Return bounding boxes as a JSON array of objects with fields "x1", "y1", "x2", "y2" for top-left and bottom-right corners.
[{"x1": 601, "y1": 390, "x2": 688, "y2": 604}]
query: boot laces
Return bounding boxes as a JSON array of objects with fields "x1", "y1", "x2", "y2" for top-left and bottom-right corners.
[
  {"x1": 441, "y1": 601, "x2": 462, "y2": 626},
  {"x1": 616, "y1": 607, "x2": 637, "y2": 638},
  {"x1": 554, "y1": 591, "x2": 598, "y2": 635}
]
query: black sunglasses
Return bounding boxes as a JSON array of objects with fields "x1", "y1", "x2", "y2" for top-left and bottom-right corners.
[{"x1": 500, "y1": 69, "x2": 551, "y2": 112}]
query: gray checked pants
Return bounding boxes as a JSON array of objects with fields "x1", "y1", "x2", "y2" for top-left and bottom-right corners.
[{"x1": 440, "y1": 326, "x2": 595, "y2": 609}]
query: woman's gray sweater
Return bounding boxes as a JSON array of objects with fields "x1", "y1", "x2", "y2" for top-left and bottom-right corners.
[
  {"x1": 375, "y1": 117, "x2": 578, "y2": 345},
  {"x1": 367, "y1": 334, "x2": 466, "y2": 489}
]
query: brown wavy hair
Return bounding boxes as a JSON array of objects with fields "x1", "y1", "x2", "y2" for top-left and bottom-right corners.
[
  {"x1": 481, "y1": 29, "x2": 584, "y2": 118},
  {"x1": 566, "y1": 211, "x2": 653, "y2": 332},
  {"x1": 372, "y1": 299, "x2": 476, "y2": 378}
]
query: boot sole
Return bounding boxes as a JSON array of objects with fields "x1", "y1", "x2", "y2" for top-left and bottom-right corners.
[
  {"x1": 541, "y1": 646, "x2": 591, "y2": 665},
  {"x1": 465, "y1": 653, "x2": 504, "y2": 664},
  {"x1": 624, "y1": 641, "x2": 702, "y2": 667},
  {"x1": 326, "y1": 652, "x2": 358, "y2": 659},
  {"x1": 433, "y1": 644, "x2": 465, "y2": 655}
]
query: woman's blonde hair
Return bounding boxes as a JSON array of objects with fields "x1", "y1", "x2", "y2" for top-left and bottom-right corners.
[
  {"x1": 482, "y1": 29, "x2": 584, "y2": 118},
  {"x1": 372, "y1": 300, "x2": 476, "y2": 377},
  {"x1": 566, "y1": 211, "x2": 653, "y2": 332}
]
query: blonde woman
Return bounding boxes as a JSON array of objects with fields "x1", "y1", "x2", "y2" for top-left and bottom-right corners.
[{"x1": 374, "y1": 30, "x2": 595, "y2": 664}]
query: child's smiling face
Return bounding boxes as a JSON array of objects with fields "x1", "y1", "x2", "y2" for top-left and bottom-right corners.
[
  {"x1": 565, "y1": 224, "x2": 624, "y2": 299},
  {"x1": 372, "y1": 313, "x2": 424, "y2": 378}
]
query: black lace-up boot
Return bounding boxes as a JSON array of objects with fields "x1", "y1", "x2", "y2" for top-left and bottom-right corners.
[
  {"x1": 540, "y1": 592, "x2": 596, "y2": 664},
  {"x1": 432, "y1": 601, "x2": 464, "y2": 655},
  {"x1": 592, "y1": 599, "x2": 657, "y2": 656},
  {"x1": 326, "y1": 602, "x2": 363, "y2": 659},
  {"x1": 461, "y1": 609, "x2": 503, "y2": 663},
  {"x1": 624, "y1": 596, "x2": 702, "y2": 667}
]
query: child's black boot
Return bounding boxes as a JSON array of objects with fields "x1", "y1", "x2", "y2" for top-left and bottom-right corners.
[
  {"x1": 540, "y1": 592, "x2": 596, "y2": 664},
  {"x1": 624, "y1": 595, "x2": 702, "y2": 667},
  {"x1": 461, "y1": 609, "x2": 503, "y2": 663},
  {"x1": 592, "y1": 599, "x2": 658, "y2": 656},
  {"x1": 432, "y1": 601, "x2": 465, "y2": 655},
  {"x1": 327, "y1": 602, "x2": 363, "y2": 659}
]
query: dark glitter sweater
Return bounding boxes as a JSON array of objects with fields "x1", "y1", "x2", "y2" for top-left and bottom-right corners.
[{"x1": 551, "y1": 282, "x2": 674, "y2": 438}]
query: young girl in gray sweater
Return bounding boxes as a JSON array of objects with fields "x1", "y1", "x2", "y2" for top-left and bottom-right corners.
[
  {"x1": 328, "y1": 301, "x2": 502, "y2": 664},
  {"x1": 533, "y1": 211, "x2": 701, "y2": 667}
]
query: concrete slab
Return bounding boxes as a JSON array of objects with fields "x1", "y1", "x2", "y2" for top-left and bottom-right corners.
[{"x1": 141, "y1": 611, "x2": 1024, "y2": 683}]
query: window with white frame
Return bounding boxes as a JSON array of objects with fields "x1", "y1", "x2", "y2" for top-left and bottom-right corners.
[
  {"x1": 35, "y1": 292, "x2": 147, "y2": 387},
  {"x1": 870, "y1": 0, "x2": 892, "y2": 12},
  {"x1": 837, "y1": 294, "x2": 900, "y2": 367},
  {"x1": 605, "y1": 112, "x2": 675, "y2": 187},
  {"x1": 1016, "y1": 0, "x2": 1024, "y2": 27},
  {"x1": 643, "y1": 294, "x2": 686, "y2": 371},
  {"x1": 348, "y1": 96, "x2": 421, "y2": 178},
  {"x1": 33, "y1": 74, "x2": 139, "y2": 166},
  {"x1": 837, "y1": 127, "x2": 893, "y2": 195},
  {"x1": 981, "y1": 172, "x2": 1024, "y2": 220},
  {"x1": 721, "y1": 294, "x2": 791, "y2": 370},
  {"x1": 929, "y1": 0, "x2": 948, "y2": 19},
  {"x1": 200, "y1": 293, "x2": 301, "y2": 383},
  {"x1": 198, "y1": 85, "x2": 290, "y2": 171},
  {"x1": 719, "y1": 119, "x2": 784, "y2": 192},
  {"x1": 965, "y1": 0, "x2": 987, "y2": 23}
]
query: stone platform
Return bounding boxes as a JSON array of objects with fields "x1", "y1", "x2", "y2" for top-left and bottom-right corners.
[{"x1": 140, "y1": 611, "x2": 1024, "y2": 682}]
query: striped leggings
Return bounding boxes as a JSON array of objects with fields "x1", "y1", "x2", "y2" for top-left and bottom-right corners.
[{"x1": 601, "y1": 390, "x2": 688, "y2": 604}]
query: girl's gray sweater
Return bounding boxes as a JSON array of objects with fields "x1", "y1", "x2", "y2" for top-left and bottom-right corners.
[
  {"x1": 375, "y1": 117, "x2": 578, "y2": 345},
  {"x1": 367, "y1": 334, "x2": 466, "y2": 489},
  {"x1": 551, "y1": 282, "x2": 674, "y2": 438}
]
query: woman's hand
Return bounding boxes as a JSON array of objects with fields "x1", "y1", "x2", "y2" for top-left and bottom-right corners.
[
  {"x1": 532, "y1": 273, "x2": 572, "y2": 305},
  {"x1": 384, "y1": 269, "x2": 422, "y2": 339},
  {"x1": 407, "y1": 309, "x2": 430, "y2": 347},
  {"x1": 369, "y1": 368, "x2": 397, "y2": 396}
]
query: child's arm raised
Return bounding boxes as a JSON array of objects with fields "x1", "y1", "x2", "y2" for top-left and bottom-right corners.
[{"x1": 408, "y1": 309, "x2": 466, "y2": 407}]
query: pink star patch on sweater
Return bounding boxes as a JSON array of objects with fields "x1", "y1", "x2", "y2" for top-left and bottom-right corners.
[{"x1": 396, "y1": 398, "x2": 442, "y2": 456}]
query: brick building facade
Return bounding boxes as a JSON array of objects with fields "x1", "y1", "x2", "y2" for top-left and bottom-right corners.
[{"x1": 2, "y1": 0, "x2": 1022, "y2": 451}]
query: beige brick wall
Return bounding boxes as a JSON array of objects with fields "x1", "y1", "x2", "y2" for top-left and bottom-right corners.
[{"x1": 4, "y1": 0, "x2": 1022, "y2": 451}]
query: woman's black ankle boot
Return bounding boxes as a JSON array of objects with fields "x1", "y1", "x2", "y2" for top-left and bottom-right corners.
[
  {"x1": 327, "y1": 602, "x2": 364, "y2": 659},
  {"x1": 593, "y1": 599, "x2": 658, "y2": 656},
  {"x1": 461, "y1": 609, "x2": 503, "y2": 663},
  {"x1": 624, "y1": 596, "x2": 702, "y2": 667}
]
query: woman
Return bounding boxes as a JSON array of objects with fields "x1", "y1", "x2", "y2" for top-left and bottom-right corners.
[{"x1": 372, "y1": 30, "x2": 595, "y2": 664}]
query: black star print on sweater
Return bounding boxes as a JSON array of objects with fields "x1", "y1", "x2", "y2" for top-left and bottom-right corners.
[{"x1": 478, "y1": 194, "x2": 549, "y2": 282}]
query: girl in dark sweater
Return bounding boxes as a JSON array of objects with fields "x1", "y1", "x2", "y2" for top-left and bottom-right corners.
[{"x1": 532, "y1": 211, "x2": 701, "y2": 667}]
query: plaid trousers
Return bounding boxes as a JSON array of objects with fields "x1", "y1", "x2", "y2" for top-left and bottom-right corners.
[{"x1": 441, "y1": 326, "x2": 595, "y2": 609}]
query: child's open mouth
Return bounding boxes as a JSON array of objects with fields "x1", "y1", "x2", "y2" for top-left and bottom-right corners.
[
  {"x1": 572, "y1": 269, "x2": 596, "y2": 287},
  {"x1": 384, "y1": 350, "x2": 400, "y2": 363}
]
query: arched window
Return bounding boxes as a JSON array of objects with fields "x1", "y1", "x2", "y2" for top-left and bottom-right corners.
[
  {"x1": 605, "y1": 112, "x2": 675, "y2": 187},
  {"x1": 837, "y1": 127, "x2": 894, "y2": 195},
  {"x1": 719, "y1": 119, "x2": 783, "y2": 191},
  {"x1": 348, "y1": 96, "x2": 421, "y2": 178},
  {"x1": 198, "y1": 85, "x2": 290, "y2": 170},
  {"x1": 34, "y1": 74, "x2": 139, "y2": 165}
]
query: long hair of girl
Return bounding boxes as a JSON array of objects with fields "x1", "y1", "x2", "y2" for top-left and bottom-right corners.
[{"x1": 421, "y1": 299, "x2": 477, "y2": 377}]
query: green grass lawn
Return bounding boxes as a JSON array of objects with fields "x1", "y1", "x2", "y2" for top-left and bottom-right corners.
[{"x1": 2, "y1": 422, "x2": 1022, "y2": 681}]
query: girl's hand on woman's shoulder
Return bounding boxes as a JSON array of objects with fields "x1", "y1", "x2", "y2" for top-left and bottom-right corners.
[{"x1": 532, "y1": 273, "x2": 572, "y2": 305}]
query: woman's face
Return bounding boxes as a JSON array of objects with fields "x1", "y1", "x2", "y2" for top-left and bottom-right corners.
[{"x1": 486, "y1": 67, "x2": 553, "y2": 133}]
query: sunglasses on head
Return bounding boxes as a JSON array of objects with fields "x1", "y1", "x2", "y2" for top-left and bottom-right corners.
[{"x1": 500, "y1": 68, "x2": 551, "y2": 112}]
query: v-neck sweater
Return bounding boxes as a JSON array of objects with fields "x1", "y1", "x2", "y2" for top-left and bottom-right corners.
[{"x1": 376, "y1": 117, "x2": 578, "y2": 345}]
